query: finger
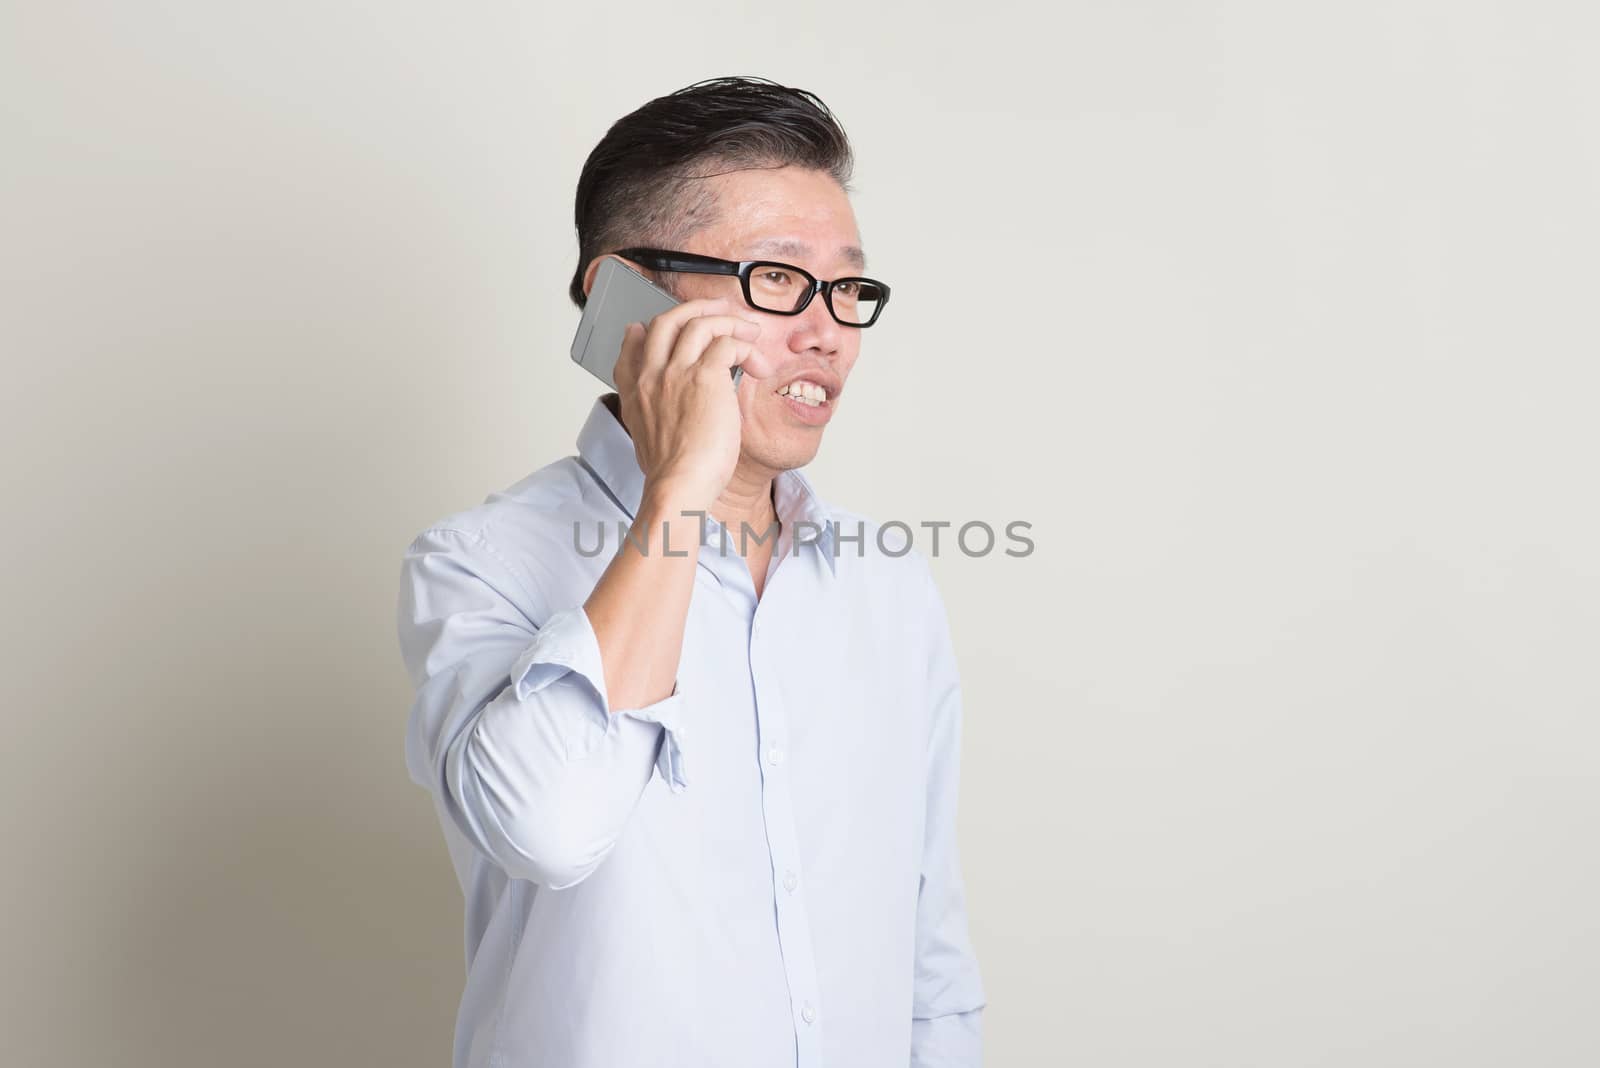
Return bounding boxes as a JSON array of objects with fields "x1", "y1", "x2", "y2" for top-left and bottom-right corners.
[
  {"x1": 665, "y1": 313, "x2": 762, "y2": 371},
  {"x1": 694, "y1": 333, "x2": 763, "y2": 380},
  {"x1": 614, "y1": 321, "x2": 644, "y2": 395},
  {"x1": 695, "y1": 330, "x2": 781, "y2": 382},
  {"x1": 638, "y1": 297, "x2": 740, "y2": 372}
]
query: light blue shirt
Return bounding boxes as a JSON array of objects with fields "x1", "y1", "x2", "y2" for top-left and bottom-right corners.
[{"x1": 396, "y1": 395, "x2": 985, "y2": 1067}]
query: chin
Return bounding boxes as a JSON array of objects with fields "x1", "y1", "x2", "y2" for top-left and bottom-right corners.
[{"x1": 748, "y1": 433, "x2": 823, "y2": 474}]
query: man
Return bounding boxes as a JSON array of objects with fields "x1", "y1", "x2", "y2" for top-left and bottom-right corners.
[{"x1": 396, "y1": 76, "x2": 985, "y2": 1067}]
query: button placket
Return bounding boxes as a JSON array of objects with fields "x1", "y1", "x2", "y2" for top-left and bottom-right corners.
[{"x1": 750, "y1": 610, "x2": 824, "y2": 1066}]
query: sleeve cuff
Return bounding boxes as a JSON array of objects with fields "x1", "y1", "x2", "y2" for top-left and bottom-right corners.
[
  {"x1": 911, "y1": 1008, "x2": 983, "y2": 1067},
  {"x1": 508, "y1": 605, "x2": 690, "y2": 792},
  {"x1": 639, "y1": 687, "x2": 689, "y2": 792}
]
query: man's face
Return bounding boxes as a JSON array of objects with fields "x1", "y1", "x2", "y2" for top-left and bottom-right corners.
[{"x1": 652, "y1": 165, "x2": 866, "y2": 475}]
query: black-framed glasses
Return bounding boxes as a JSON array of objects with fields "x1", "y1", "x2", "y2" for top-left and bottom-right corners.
[{"x1": 614, "y1": 247, "x2": 891, "y2": 328}]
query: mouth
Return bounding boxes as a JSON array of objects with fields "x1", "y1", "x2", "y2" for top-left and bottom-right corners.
[
  {"x1": 776, "y1": 378, "x2": 834, "y2": 407},
  {"x1": 774, "y1": 376, "x2": 840, "y2": 425}
]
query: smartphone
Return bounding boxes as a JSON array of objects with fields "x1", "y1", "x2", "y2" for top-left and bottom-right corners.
[{"x1": 570, "y1": 256, "x2": 744, "y2": 390}]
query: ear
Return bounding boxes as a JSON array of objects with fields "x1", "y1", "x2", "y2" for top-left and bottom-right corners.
[{"x1": 580, "y1": 255, "x2": 611, "y2": 300}]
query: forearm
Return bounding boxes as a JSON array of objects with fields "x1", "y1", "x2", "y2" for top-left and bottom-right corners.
[
  {"x1": 446, "y1": 481, "x2": 708, "y2": 888},
  {"x1": 584, "y1": 479, "x2": 705, "y2": 711}
]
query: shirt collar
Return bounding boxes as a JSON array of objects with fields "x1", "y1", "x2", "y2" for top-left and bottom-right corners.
[{"x1": 576, "y1": 393, "x2": 838, "y2": 576}]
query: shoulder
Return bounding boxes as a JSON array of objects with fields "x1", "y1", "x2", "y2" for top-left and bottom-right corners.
[
  {"x1": 407, "y1": 454, "x2": 605, "y2": 544},
  {"x1": 399, "y1": 454, "x2": 612, "y2": 602}
]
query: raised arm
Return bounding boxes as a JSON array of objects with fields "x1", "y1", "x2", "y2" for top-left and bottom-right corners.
[
  {"x1": 397, "y1": 295, "x2": 766, "y2": 889},
  {"x1": 397, "y1": 524, "x2": 688, "y2": 889}
]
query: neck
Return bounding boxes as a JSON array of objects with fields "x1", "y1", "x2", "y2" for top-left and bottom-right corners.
[
  {"x1": 606, "y1": 393, "x2": 780, "y2": 551},
  {"x1": 709, "y1": 458, "x2": 779, "y2": 546}
]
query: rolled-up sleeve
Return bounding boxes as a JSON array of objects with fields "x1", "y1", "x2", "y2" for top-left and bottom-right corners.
[
  {"x1": 397, "y1": 526, "x2": 688, "y2": 889},
  {"x1": 911, "y1": 561, "x2": 986, "y2": 1066}
]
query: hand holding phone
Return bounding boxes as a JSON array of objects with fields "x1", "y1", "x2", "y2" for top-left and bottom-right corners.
[
  {"x1": 573, "y1": 256, "x2": 766, "y2": 509},
  {"x1": 571, "y1": 256, "x2": 747, "y2": 391}
]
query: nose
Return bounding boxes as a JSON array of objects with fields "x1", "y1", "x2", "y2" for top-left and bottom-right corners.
[{"x1": 788, "y1": 286, "x2": 844, "y2": 358}]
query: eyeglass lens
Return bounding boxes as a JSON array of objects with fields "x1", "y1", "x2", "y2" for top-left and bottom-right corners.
[{"x1": 747, "y1": 263, "x2": 885, "y2": 325}]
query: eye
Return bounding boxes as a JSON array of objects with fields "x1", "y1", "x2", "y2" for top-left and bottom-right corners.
[
  {"x1": 832, "y1": 280, "x2": 859, "y2": 299},
  {"x1": 757, "y1": 269, "x2": 794, "y2": 286}
]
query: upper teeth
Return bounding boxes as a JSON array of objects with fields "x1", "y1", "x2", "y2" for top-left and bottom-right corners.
[{"x1": 779, "y1": 381, "x2": 827, "y2": 406}]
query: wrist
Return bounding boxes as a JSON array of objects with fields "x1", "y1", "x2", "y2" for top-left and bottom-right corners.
[
  {"x1": 641, "y1": 475, "x2": 715, "y2": 519},
  {"x1": 637, "y1": 481, "x2": 714, "y2": 554}
]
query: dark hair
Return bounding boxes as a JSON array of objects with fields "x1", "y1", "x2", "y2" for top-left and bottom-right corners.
[{"x1": 568, "y1": 76, "x2": 855, "y2": 309}]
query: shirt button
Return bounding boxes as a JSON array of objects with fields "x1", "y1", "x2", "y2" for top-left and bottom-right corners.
[
  {"x1": 801, "y1": 1002, "x2": 816, "y2": 1024},
  {"x1": 767, "y1": 745, "x2": 785, "y2": 767},
  {"x1": 783, "y1": 869, "x2": 798, "y2": 892}
]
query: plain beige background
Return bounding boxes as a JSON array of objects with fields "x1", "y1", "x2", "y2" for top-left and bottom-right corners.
[{"x1": 3, "y1": 2, "x2": 1596, "y2": 1065}]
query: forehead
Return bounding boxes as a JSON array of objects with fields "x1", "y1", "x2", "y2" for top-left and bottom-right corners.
[
  {"x1": 746, "y1": 236, "x2": 866, "y2": 271},
  {"x1": 699, "y1": 166, "x2": 867, "y2": 271}
]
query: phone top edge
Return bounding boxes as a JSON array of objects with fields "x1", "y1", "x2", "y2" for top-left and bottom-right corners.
[{"x1": 570, "y1": 260, "x2": 616, "y2": 367}]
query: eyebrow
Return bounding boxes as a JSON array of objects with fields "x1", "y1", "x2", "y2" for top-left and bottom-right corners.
[{"x1": 746, "y1": 237, "x2": 868, "y2": 272}]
